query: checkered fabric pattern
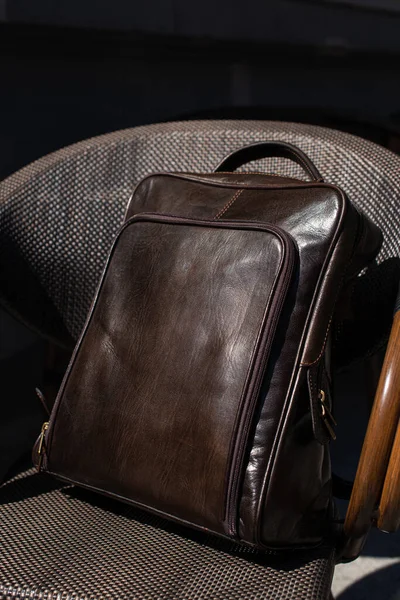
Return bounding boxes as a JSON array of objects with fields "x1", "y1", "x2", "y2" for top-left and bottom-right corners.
[{"x1": 0, "y1": 469, "x2": 335, "y2": 600}]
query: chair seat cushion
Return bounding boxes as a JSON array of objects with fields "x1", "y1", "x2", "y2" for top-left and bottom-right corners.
[{"x1": 0, "y1": 469, "x2": 335, "y2": 600}]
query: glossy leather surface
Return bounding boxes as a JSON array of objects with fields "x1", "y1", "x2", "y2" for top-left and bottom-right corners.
[{"x1": 39, "y1": 169, "x2": 382, "y2": 549}]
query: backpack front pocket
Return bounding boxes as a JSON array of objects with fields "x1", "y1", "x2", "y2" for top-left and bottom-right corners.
[{"x1": 44, "y1": 214, "x2": 296, "y2": 539}]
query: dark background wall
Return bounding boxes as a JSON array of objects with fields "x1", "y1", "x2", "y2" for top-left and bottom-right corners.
[{"x1": 1, "y1": 0, "x2": 400, "y2": 182}]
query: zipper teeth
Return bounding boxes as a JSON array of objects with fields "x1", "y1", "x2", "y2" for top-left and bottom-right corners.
[{"x1": 227, "y1": 236, "x2": 296, "y2": 537}]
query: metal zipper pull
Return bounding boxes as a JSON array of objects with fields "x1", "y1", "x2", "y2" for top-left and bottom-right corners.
[
  {"x1": 37, "y1": 422, "x2": 49, "y2": 470},
  {"x1": 319, "y1": 390, "x2": 336, "y2": 441},
  {"x1": 319, "y1": 390, "x2": 337, "y2": 426}
]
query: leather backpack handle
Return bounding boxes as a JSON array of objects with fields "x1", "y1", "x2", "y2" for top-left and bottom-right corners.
[{"x1": 214, "y1": 141, "x2": 323, "y2": 182}]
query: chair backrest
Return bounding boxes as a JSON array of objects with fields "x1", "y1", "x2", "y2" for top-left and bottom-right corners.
[{"x1": 1, "y1": 120, "x2": 399, "y2": 344}]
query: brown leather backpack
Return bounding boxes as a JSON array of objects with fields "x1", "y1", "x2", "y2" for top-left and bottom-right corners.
[{"x1": 34, "y1": 142, "x2": 382, "y2": 550}]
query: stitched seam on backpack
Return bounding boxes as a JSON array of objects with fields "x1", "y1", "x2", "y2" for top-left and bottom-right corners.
[
  {"x1": 301, "y1": 313, "x2": 335, "y2": 367},
  {"x1": 201, "y1": 171, "x2": 307, "y2": 180},
  {"x1": 214, "y1": 189, "x2": 243, "y2": 220}
]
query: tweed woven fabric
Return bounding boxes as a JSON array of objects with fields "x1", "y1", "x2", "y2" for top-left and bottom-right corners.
[
  {"x1": 0, "y1": 120, "x2": 399, "y2": 343},
  {"x1": 0, "y1": 469, "x2": 335, "y2": 600}
]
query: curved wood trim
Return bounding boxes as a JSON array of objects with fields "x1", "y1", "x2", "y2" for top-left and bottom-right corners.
[
  {"x1": 377, "y1": 421, "x2": 400, "y2": 532},
  {"x1": 343, "y1": 311, "x2": 400, "y2": 556}
]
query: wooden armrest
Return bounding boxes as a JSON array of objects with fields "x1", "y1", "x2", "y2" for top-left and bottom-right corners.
[
  {"x1": 343, "y1": 299, "x2": 400, "y2": 559},
  {"x1": 377, "y1": 421, "x2": 400, "y2": 532}
]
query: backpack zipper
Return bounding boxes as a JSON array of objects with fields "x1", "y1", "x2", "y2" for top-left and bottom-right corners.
[{"x1": 226, "y1": 232, "x2": 296, "y2": 537}]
